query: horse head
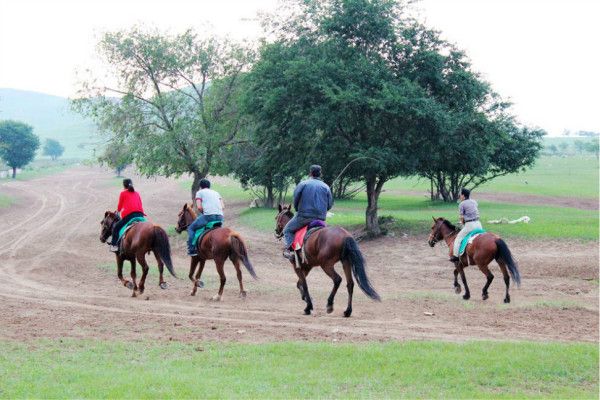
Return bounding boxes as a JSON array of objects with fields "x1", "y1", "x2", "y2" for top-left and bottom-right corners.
[
  {"x1": 175, "y1": 203, "x2": 196, "y2": 234},
  {"x1": 100, "y1": 211, "x2": 120, "y2": 243},
  {"x1": 428, "y1": 217, "x2": 457, "y2": 247},
  {"x1": 274, "y1": 204, "x2": 293, "y2": 239}
]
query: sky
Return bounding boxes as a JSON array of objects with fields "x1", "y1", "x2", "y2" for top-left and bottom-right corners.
[{"x1": 0, "y1": 0, "x2": 598, "y2": 135}]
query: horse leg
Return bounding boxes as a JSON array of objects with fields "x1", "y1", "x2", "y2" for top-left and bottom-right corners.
[
  {"x1": 296, "y1": 267, "x2": 312, "y2": 301},
  {"x1": 341, "y1": 260, "x2": 354, "y2": 317},
  {"x1": 191, "y1": 259, "x2": 204, "y2": 296},
  {"x1": 129, "y1": 258, "x2": 138, "y2": 297},
  {"x1": 458, "y1": 265, "x2": 470, "y2": 300},
  {"x1": 322, "y1": 264, "x2": 342, "y2": 314},
  {"x1": 231, "y1": 257, "x2": 246, "y2": 298},
  {"x1": 478, "y1": 264, "x2": 494, "y2": 301},
  {"x1": 154, "y1": 252, "x2": 167, "y2": 289},
  {"x1": 116, "y1": 256, "x2": 131, "y2": 288},
  {"x1": 211, "y1": 259, "x2": 226, "y2": 301},
  {"x1": 453, "y1": 268, "x2": 461, "y2": 294},
  {"x1": 498, "y1": 261, "x2": 511, "y2": 303},
  {"x1": 294, "y1": 266, "x2": 313, "y2": 315},
  {"x1": 136, "y1": 254, "x2": 150, "y2": 295}
]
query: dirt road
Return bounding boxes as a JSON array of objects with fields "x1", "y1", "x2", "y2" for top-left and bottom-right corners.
[{"x1": 0, "y1": 167, "x2": 597, "y2": 343}]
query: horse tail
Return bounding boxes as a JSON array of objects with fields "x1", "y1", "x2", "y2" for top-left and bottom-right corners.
[
  {"x1": 153, "y1": 226, "x2": 177, "y2": 278},
  {"x1": 495, "y1": 238, "x2": 520, "y2": 286},
  {"x1": 341, "y1": 236, "x2": 381, "y2": 301},
  {"x1": 230, "y1": 233, "x2": 257, "y2": 280}
]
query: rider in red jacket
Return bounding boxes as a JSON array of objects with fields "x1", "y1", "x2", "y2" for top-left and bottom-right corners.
[{"x1": 109, "y1": 178, "x2": 145, "y2": 252}]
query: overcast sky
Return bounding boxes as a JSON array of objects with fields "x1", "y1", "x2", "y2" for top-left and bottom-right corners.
[{"x1": 0, "y1": 0, "x2": 598, "y2": 135}]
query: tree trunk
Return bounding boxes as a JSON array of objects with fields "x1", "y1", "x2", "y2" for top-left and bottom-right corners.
[
  {"x1": 190, "y1": 170, "x2": 206, "y2": 202},
  {"x1": 265, "y1": 184, "x2": 274, "y2": 209},
  {"x1": 365, "y1": 176, "x2": 385, "y2": 236},
  {"x1": 12, "y1": 167, "x2": 16, "y2": 179}
]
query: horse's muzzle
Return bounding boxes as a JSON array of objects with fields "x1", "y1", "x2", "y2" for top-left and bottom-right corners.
[{"x1": 428, "y1": 239, "x2": 436, "y2": 248}]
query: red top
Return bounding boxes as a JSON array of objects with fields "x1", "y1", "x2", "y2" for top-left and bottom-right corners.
[{"x1": 117, "y1": 190, "x2": 145, "y2": 218}]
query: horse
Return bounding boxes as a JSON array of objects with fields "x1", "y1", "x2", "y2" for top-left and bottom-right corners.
[
  {"x1": 275, "y1": 204, "x2": 380, "y2": 317},
  {"x1": 428, "y1": 217, "x2": 521, "y2": 303},
  {"x1": 100, "y1": 211, "x2": 176, "y2": 297},
  {"x1": 175, "y1": 203, "x2": 257, "y2": 300}
]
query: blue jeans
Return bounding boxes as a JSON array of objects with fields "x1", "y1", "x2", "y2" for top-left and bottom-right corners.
[
  {"x1": 283, "y1": 215, "x2": 316, "y2": 249},
  {"x1": 187, "y1": 214, "x2": 224, "y2": 254}
]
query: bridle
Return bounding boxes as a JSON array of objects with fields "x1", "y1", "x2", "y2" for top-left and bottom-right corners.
[
  {"x1": 428, "y1": 220, "x2": 457, "y2": 247},
  {"x1": 275, "y1": 209, "x2": 292, "y2": 240}
]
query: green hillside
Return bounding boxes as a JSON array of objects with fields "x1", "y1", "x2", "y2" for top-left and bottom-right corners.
[{"x1": 0, "y1": 88, "x2": 98, "y2": 159}]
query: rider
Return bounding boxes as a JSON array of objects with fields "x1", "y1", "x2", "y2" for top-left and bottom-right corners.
[
  {"x1": 187, "y1": 178, "x2": 224, "y2": 257},
  {"x1": 450, "y1": 188, "x2": 483, "y2": 262},
  {"x1": 110, "y1": 178, "x2": 145, "y2": 252},
  {"x1": 283, "y1": 165, "x2": 333, "y2": 260}
]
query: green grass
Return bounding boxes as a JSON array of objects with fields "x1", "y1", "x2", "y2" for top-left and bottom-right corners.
[
  {"x1": 386, "y1": 156, "x2": 599, "y2": 199},
  {"x1": 242, "y1": 195, "x2": 599, "y2": 240},
  {"x1": 0, "y1": 194, "x2": 13, "y2": 208},
  {"x1": 0, "y1": 159, "x2": 78, "y2": 181},
  {"x1": 0, "y1": 339, "x2": 596, "y2": 398},
  {"x1": 180, "y1": 178, "x2": 253, "y2": 202}
]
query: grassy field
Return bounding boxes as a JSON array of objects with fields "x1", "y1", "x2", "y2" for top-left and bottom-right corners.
[
  {"x1": 386, "y1": 156, "x2": 599, "y2": 199},
  {"x1": 0, "y1": 159, "x2": 79, "y2": 181},
  {"x1": 0, "y1": 194, "x2": 13, "y2": 208},
  {"x1": 0, "y1": 340, "x2": 596, "y2": 399}
]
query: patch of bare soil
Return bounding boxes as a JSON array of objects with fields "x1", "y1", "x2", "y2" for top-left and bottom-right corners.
[{"x1": 0, "y1": 167, "x2": 597, "y2": 344}]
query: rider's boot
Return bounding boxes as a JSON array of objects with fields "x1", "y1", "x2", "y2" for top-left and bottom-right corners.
[
  {"x1": 283, "y1": 248, "x2": 295, "y2": 261},
  {"x1": 449, "y1": 255, "x2": 459, "y2": 262}
]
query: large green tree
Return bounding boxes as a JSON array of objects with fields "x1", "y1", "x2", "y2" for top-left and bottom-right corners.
[
  {"x1": 42, "y1": 138, "x2": 65, "y2": 160},
  {"x1": 74, "y1": 28, "x2": 252, "y2": 199},
  {"x1": 0, "y1": 120, "x2": 40, "y2": 179}
]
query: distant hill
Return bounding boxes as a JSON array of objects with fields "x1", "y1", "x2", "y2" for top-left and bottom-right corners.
[{"x1": 0, "y1": 88, "x2": 98, "y2": 159}]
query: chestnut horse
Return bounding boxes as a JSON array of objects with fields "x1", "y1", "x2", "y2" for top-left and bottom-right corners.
[
  {"x1": 175, "y1": 204, "x2": 257, "y2": 300},
  {"x1": 275, "y1": 204, "x2": 380, "y2": 317},
  {"x1": 100, "y1": 211, "x2": 176, "y2": 297},
  {"x1": 428, "y1": 217, "x2": 521, "y2": 303}
]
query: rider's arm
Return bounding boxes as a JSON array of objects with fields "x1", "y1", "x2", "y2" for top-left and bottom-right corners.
[
  {"x1": 220, "y1": 198, "x2": 225, "y2": 211},
  {"x1": 327, "y1": 187, "x2": 333, "y2": 211},
  {"x1": 117, "y1": 191, "x2": 124, "y2": 214},
  {"x1": 458, "y1": 202, "x2": 465, "y2": 224},
  {"x1": 196, "y1": 198, "x2": 204, "y2": 214},
  {"x1": 293, "y1": 182, "x2": 305, "y2": 211}
]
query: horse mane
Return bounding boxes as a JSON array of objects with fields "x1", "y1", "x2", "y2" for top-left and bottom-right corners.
[{"x1": 442, "y1": 219, "x2": 457, "y2": 231}]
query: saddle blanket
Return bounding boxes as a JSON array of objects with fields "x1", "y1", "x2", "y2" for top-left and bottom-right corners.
[
  {"x1": 292, "y1": 220, "x2": 327, "y2": 251},
  {"x1": 192, "y1": 220, "x2": 223, "y2": 247},
  {"x1": 458, "y1": 228, "x2": 486, "y2": 256},
  {"x1": 118, "y1": 216, "x2": 147, "y2": 240}
]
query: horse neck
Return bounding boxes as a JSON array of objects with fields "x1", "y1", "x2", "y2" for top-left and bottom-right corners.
[
  {"x1": 186, "y1": 209, "x2": 197, "y2": 226},
  {"x1": 440, "y1": 224, "x2": 457, "y2": 248}
]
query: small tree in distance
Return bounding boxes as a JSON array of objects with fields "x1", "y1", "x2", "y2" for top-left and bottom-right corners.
[
  {"x1": 43, "y1": 138, "x2": 65, "y2": 160},
  {"x1": 98, "y1": 140, "x2": 131, "y2": 176},
  {"x1": 0, "y1": 120, "x2": 40, "y2": 179}
]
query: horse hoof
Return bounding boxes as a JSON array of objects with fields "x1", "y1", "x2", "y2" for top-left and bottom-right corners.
[
  {"x1": 454, "y1": 285, "x2": 461, "y2": 294},
  {"x1": 190, "y1": 291, "x2": 196, "y2": 296},
  {"x1": 343, "y1": 310, "x2": 352, "y2": 318},
  {"x1": 138, "y1": 288, "x2": 145, "y2": 295},
  {"x1": 482, "y1": 293, "x2": 489, "y2": 300},
  {"x1": 462, "y1": 294, "x2": 470, "y2": 300},
  {"x1": 239, "y1": 291, "x2": 247, "y2": 299},
  {"x1": 131, "y1": 292, "x2": 137, "y2": 298},
  {"x1": 304, "y1": 309, "x2": 311, "y2": 315},
  {"x1": 504, "y1": 297, "x2": 510, "y2": 304},
  {"x1": 196, "y1": 280, "x2": 204, "y2": 288},
  {"x1": 211, "y1": 295, "x2": 221, "y2": 302},
  {"x1": 159, "y1": 282, "x2": 168, "y2": 290},
  {"x1": 326, "y1": 305, "x2": 334, "y2": 314},
  {"x1": 126, "y1": 281, "x2": 134, "y2": 290}
]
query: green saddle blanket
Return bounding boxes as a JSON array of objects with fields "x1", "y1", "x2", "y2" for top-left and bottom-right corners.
[
  {"x1": 193, "y1": 220, "x2": 223, "y2": 246},
  {"x1": 459, "y1": 228, "x2": 486, "y2": 255},
  {"x1": 118, "y1": 216, "x2": 148, "y2": 240}
]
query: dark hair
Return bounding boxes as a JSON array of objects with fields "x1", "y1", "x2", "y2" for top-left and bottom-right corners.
[
  {"x1": 123, "y1": 178, "x2": 134, "y2": 192},
  {"x1": 461, "y1": 188, "x2": 470, "y2": 199},
  {"x1": 199, "y1": 178, "x2": 211, "y2": 189},
  {"x1": 309, "y1": 165, "x2": 322, "y2": 178}
]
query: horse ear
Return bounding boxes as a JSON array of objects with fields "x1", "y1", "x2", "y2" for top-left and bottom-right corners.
[
  {"x1": 432, "y1": 216, "x2": 436, "y2": 222},
  {"x1": 105, "y1": 211, "x2": 110, "y2": 217},
  {"x1": 183, "y1": 203, "x2": 188, "y2": 210},
  {"x1": 287, "y1": 204, "x2": 292, "y2": 211},
  {"x1": 278, "y1": 204, "x2": 282, "y2": 212}
]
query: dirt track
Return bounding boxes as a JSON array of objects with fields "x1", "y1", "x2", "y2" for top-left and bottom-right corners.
[{"x1": 0, "y1": 167, "x2": 597, "y2": 343}]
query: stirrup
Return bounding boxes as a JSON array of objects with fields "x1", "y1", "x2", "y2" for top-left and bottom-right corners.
[{"x1": 282, "y1": 249, "x2": 295, "y2": 261}]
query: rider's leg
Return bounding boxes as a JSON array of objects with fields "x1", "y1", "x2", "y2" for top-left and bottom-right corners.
[
  {"x1": 283, "y1": 215, "x2": 312, "y2": 249},
  {"x1": 187, "y1": 214, "x2": 208, "y2": 255}
]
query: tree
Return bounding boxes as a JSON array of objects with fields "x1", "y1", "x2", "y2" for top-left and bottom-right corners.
[
  {"x1": 73, "y1": 27, "x2": 252, "y2": 199},
  {"x1": 98, "y1": 139, "x2": 131, "y2": 176},
  {"x1": 0, "y1": 120, "x2": 40, "y2": 179},
  {"x1": 43, "y1": 138, "x2": 65, "y2": 160},
  {"x1": 558, "y1": 141, "x2": 569, "y2": 154}
]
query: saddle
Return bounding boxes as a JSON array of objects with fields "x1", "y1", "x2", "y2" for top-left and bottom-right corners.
[
  {"x1": 458, "y1": 228, "x2": 486, "y2": 256},
  {"x1": 192, "y1": 220, "x2": 223, "y2": 248},
  {"x1": 291, "y1": 220, "x2": 327, "y2": 267},
  {"x1": 116, "y1": 216, "x2": 147, "y2": 253}
]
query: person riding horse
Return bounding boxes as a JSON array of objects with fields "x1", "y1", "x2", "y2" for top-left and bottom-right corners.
[
  {"x1": 282, "y1": 165, "x2": 333, "y2": 260},
  {"x1": 109, "y1": 178, "x2": 145, "y2": 252},
  {"x1": 187, "y1": 178, "x2": 225, "y2": 257},
  {"x1": 450, "y1": 188, "x2": 483, "y2": 262}
]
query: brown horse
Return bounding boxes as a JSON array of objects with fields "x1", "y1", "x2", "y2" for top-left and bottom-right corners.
[
  {"x1": 100, "y1": 211, "x2": 176, "y2": 297},
  {"x1": 175, "y1": 203, "x2": 257, "y2": 300},
  {"x1": 275, "y1": 204, "x2": 380, "y2": 317},
  {"x1": 428, "y1": 217, "x2": 521, "y2": 303}
]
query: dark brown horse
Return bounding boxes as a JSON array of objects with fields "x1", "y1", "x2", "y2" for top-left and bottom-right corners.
[
  {"x1": 275, "y1": 204, "x2": 380, "y2": 317},
  {"x1": 175, "y1": 204, "x2": 257, "y2": 300},
  {"x1": 428, "y1": 217, "x2": 521, "y2": 303},
  {"x1": 100, "y1": 211, "x2": 176, "y2": 297}
]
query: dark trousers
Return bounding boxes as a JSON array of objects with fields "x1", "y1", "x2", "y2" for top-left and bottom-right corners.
[
  {"x1": 187, "y1": 214, "x2": 224, "y2": 254},
  {"x1": 111, "y1": 212, "x2": 145, "y2": 246}
]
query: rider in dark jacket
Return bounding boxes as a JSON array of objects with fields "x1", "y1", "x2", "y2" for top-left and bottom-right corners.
[{"x1": 283, "y1": 165, "x2": 333, "y2": 260}]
